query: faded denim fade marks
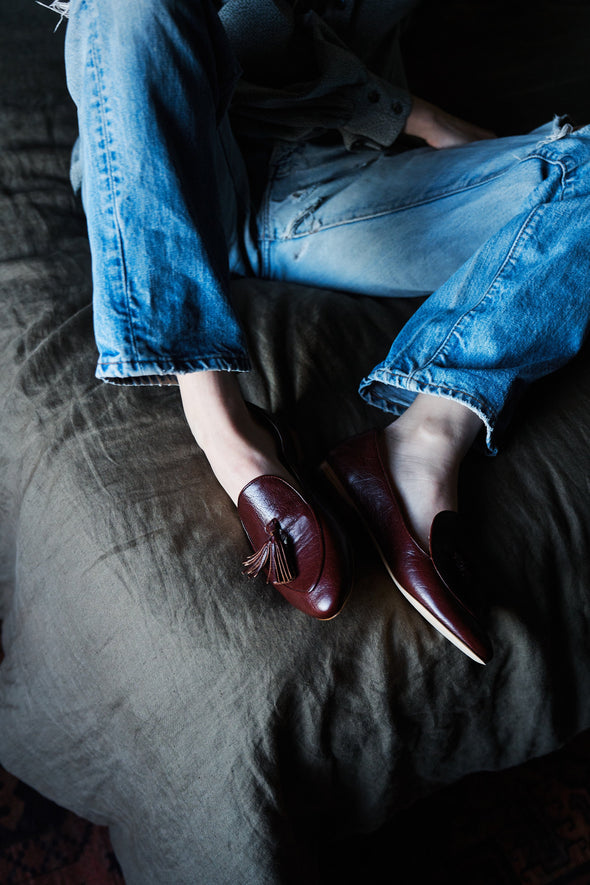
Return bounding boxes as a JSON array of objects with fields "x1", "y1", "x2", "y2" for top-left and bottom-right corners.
[
  {"x1": 261, "y1": 121, "x2": 590, "y2": 452},
  {"x1": 65, "y1": 0, "x2": 252, "y2": 385},
  {"x1": 59, "y1": 0, "x2": 590, "y2": 452}
]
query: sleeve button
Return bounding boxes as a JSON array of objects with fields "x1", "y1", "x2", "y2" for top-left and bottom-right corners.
[{"x1": 392, "y1": 101, "x2": 404, "y2": 114}]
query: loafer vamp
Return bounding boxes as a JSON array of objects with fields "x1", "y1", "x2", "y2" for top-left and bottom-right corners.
[
  {"x1": 349, "y1": 457, "x2": 485, "y2": 648},
  {"x1": 238, "y1": 475, "x2": 324, "y2": 593},
  {"x1": 388, "y1": 538, "x2": 491, "y2": 660}
]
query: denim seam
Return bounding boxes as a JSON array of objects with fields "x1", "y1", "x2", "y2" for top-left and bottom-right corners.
[
  {"x1": 268, "y1": 163, "x2": 531, "y2": 242},
  {"x1": 559, "y1": 159, "x2": 580, "y2": 200},
  {"x1": 407, "y1": 204, "x2": 542, "y2": 381},
  {"x1": 104, "y1": 377, "x2": 179, "y2": 387},
  {"x1": 268, "y1": 151, "x2": 573, "y2": 241},
  {"x1": 86, "y1": 0, "x2": 139, "y2": 361},
  {"x1": 412, "y1": 153, "x2": 569, "y2": 377},
  {"x1": 260, "y1": 167, "x2": 272, "y2": 277},
  {"x1": 259, "y1": 143, "x2": 285, "y2": 275},
  {"x1": 97, "y1": 357, "x2": 251, "y2": 384},
  {"x1": 524, "y1": 153, "x2": 568, "y2": 199}
]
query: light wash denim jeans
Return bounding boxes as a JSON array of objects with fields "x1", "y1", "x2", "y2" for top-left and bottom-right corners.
[{"x1": 64, "y1": 0, "x2": 590, "y2": 453}]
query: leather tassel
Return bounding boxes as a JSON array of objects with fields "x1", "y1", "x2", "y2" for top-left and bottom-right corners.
[{"x1": 243, "y1": 518, "x2": 294, "y2": 585}]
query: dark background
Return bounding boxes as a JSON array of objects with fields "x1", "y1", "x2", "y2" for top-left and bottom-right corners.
[{"x1": 403, "y1": 0, "x2": 590, "y2": 134}]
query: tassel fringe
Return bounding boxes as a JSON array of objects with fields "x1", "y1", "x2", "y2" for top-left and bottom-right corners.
[{"x1": 243, "y1": 518, "x2": 294, "y2": 585}]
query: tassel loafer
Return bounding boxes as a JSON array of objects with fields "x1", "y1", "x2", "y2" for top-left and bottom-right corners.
[
  {"x1": 237, "y1": 409, "x2": 353, "y2": 620},
  {"x1": 324, "y1": 429, "x2": 493, "y2": 664}
]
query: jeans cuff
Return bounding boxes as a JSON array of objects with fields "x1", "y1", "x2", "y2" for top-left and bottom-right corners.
[
  {"x1": 358, "y1": 370, "x2": 499, "y2": 456},
  {"x1": 96, "y1": 355, "x2": 251, "y2": 386}
]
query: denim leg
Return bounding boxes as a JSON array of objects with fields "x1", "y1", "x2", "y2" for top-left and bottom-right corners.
[
  {"x1": 65, "y1": 0, "x2": 253, "y2": 384},
  {"x1": 263, "y1": 122, "x2": 590, "y2": 451}
]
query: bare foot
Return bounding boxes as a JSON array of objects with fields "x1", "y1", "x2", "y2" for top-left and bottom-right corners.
[
  {"x1": 177, "y1": 371, "x2": 295, "y2": 505},
  {"x1": 381, "y1": 394, "x2": 483, "y2": 550}
]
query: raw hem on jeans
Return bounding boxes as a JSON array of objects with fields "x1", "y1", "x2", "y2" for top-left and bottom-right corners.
[
  {"x1": 96, "y1": 355, "x2": 251, "y2": 386},
  {"x1": 358, "y1": 371, "x2": 498, "y2": 456}
]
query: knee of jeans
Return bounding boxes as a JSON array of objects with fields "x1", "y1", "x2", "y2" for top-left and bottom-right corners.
[
  {"x1": 69, "y1": 0, "x2": 225, "y2": 47},
  {"x1": 66, "y1": 0, "x2": 237, "y2": 114}
]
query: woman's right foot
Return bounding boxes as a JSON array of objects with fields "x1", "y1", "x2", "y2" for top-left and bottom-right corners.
[
  {"x1": 177, "y1": 371, "x2": 296, "y2": 504},
  {"x1": 177, "y1": 371, "x2": 352, "y2": 619}
]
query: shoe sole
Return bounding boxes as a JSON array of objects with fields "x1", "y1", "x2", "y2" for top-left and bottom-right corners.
[{"x1": 321, "y1": 462, "x2": 487, "y2": 665}]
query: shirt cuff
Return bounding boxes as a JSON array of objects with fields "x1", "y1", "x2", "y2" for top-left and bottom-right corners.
[{"x1": 340, "y1": 80, "x2": 412, "y2": 151}]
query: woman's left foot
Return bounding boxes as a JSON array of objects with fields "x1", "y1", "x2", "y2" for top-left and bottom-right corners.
[
  {"x1": 380, "y1": 418, "x2": 460, "y2": 551},
  {"x1": 324, "y1": 428, "x2": 493, "y2": 664}
]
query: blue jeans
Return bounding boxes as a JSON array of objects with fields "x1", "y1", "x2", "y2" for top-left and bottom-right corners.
[{"x1": 64, "y1": 0, "x2": 590, "y2": 453}]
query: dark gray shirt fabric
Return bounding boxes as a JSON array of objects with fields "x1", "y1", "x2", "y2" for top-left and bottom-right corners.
[{"x1": 218, "y1": 0, "x2": 417, "y2": 148}]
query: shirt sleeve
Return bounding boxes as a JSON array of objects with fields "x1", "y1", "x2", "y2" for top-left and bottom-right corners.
[{"x1": 219, "y1": 0, "x2": 412, "y2": 149}]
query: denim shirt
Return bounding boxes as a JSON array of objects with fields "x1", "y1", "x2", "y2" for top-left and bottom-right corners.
[
  {"x1": 218, "y1": 0, "x2": 418, "y2": 149},
  {"x1": 47, "y1": 0, "x2": 417, "y2": 150}
]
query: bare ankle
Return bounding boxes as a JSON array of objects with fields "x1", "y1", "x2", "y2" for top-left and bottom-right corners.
[
  {"x1": 176, "y1": 370, "x2": 250, "y2": 448},
  {"x1": 378, "y1": 394, "x2": 483, "y2": 546},
  {"x1": 175, "y1": 371, "x2": 293, "y2": 505},
  {"x1": 384, "y1": 393, "x2": 483, "y2": 464}
]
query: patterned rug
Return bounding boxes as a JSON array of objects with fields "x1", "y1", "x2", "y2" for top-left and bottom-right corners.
[
  {"x1": 2, "y1": 730, "x2": 590, "y2": 884},
  {"x1": 0, "y1": 769, "x2": 124, "y2": 885}
]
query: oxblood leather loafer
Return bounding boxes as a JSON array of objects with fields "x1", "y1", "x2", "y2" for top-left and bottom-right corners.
[
  {"x1": 237, "y1": 409, "x2": 353, "y2": 620},
  {"x1": 324, "y1": 429, "x2": 493, "y2": 664}
]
